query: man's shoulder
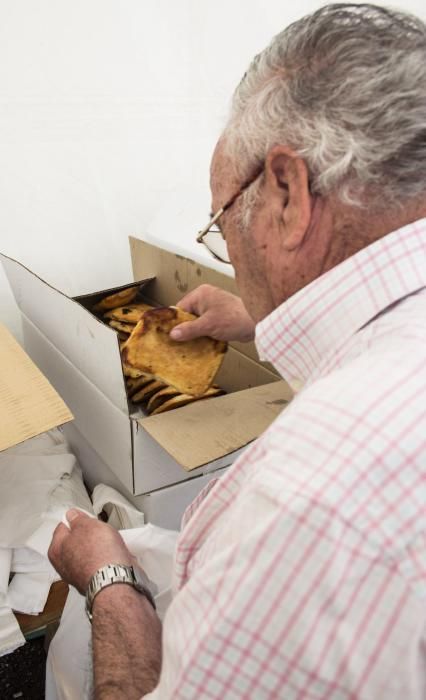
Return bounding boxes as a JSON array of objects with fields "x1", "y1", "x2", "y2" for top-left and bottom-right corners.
[{"x1": 308, "y1": 286, "x2": 426, "y2": 397}]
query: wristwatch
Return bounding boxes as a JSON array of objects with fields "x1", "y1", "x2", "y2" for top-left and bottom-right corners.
[{"x1": 85, "y1": 563, "x2": 156, "y2": 622}]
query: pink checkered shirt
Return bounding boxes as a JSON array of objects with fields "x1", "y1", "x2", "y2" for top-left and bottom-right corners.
[{"x1": 147, "y1": 219, "x2": 426, "y2": 699}]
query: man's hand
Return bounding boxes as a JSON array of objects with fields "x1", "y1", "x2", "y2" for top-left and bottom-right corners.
[
  {"x1": 170, "y1": 284, "x2": 256, "y2": 343},
  {"x1": 50, "y1": 509, "x2": 163, "y2": 699},
  {"x1": 48, "y1": 509, "x2": 133, "y2": 594}
]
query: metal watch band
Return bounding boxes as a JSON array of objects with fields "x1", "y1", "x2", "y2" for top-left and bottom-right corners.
[{"x1": 85, "y1": 563, "x2": 156, "y2": 622}]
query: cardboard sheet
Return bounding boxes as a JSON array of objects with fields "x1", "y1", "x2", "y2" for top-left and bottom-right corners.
[
  {"x1": 140, "y1": 380, "x2": 292, "y2": 471},
  {"x1": 0, "y1": 324, "x2": 73, "y2": 452}
]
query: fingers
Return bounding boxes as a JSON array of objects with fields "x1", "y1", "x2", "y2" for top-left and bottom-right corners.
[
  {"x1": 176, "y1": 284, "x2": 214, "y2": 315},
  {"x1": 48, "y1": 510, "x2": 90, "y2": 569},
  {"x1": 170, "y1": 319, "x2": 208, "y2": 341},
  {"x1": 66, "y1": 507, "x2": 90, "y2": 529},
  {"x1": 175, "y1": 294, "x2": 193, "y2": 312},
  {"x1": 173, "y1": 284, "x2": 255, "y2": 342}
]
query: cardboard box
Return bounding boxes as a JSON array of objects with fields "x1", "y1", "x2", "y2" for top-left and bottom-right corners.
[
  {"x1": 0, "y1": 323, "x2": 73, "y2": 453},
  {"x1": 1, "y1": 239, "x2": 292, "y2": 499},
  {"x1": 64, "y1": 420, "x2": 228, "y2": 530}
]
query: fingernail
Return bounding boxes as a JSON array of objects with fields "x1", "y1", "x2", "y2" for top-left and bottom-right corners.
[
  {"x1": 66, "y1": 508, "x2": 80, "y2": 521},
  {"x1": 170, "y1": 329, "x2": 181, "y2": 340}
]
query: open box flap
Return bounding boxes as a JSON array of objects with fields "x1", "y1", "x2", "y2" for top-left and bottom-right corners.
[
  {"x1": 0, "y1": 252, "x2": 151, "y2": 412},
  {"x1": 138, "y1": 381, "x2": 292, "y2": 471},
  {"x1": 0, "y1": 323, "x2": 73, "y2": 452}
]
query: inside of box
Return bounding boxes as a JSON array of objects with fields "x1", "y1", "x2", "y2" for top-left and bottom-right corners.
[
  {"x1": 72, "y1": 233, "x2": 291, "y2": 433},
  {"x1": 76, "y1": 275, "x2": 281, "y2": 420},
  {"x1": 74, "y1": 279, "x2": 153, "y2": 312}
]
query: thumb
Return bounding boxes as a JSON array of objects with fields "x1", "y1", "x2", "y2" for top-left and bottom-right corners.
[
  {"x1": 170, "y1": 319, "x2": 207, "y2": 342},
  {"x1": 66, "y1": 508, "x2": 90, "y2": 529}
]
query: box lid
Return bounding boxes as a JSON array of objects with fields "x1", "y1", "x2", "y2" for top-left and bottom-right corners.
[
  {"x1": 139, "y1": 380, "x2": 291, "y2": 471},
  {"x1": 0, "y1": 323, "x2": 73, "y2": 452},
  {"x1": 0, "y1": 251, "x2": 151, "y2": 413}
]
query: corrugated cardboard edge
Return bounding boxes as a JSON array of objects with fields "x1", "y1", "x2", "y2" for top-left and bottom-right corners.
[
  {"x1": 0, "y1": 323, "x2": 73, "y2": 452},
  {"x1": 138, "y1": 381, "x2": 292, "y2": 471}
]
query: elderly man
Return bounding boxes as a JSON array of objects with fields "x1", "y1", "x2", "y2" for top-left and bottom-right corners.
[{"x1": 49, "y1": 3, "x2": 426, "y2": 698}]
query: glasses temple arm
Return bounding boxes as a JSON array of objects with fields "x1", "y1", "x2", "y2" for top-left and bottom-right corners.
[{"x1": 196, "y1": 207, "x2": 225, "y2": 242}]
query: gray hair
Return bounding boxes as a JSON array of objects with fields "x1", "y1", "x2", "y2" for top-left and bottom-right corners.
[{"x1": 224, "y1": 3, "x2": 426, "y2": 209}]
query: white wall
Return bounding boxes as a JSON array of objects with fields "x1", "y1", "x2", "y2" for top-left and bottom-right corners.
[{"x1": 1, "y1": 0, "x2": 425, "y2": 340}]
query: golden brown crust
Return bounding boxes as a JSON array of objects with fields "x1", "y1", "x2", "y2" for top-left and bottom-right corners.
[
  {"x1": 92, "y1": 287, "x2": 139, "y2": 312},
  {"x1": 109, "y1": 320, "x2": 136, "y2": 334},
  {"x1": 104, "y1": 303, "x2": 153, "y2": 324},
  {"x1": 146, "y1": 386, "x2": 181, "y2": 414},
  {"x1": 122, "y1": 363, "x2": 147, "y2": 378},
  {"x1": 122, "y1": 307, "x2": 227, "y2": 396},
  {"x1": 132, "y1": 380, "x2": 166, "y2": 403},
  {"x1": 126, "y1": 374, "x2": 154, "y2": 397},
  {"x1": 150, "y1": 385, "x2": 223, "y2": 415}
]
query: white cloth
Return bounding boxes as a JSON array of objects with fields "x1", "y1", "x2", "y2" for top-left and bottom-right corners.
[
  {"x1": 0, "y1": 431, "x2": 150, "y2": 658},
  {"x1": 0, "y1": 438, "x2": 77, "y2": 548},
  {"x1": 8, "y1": 571, "x2": 58, "y2": 615},
  {"x1": 92, "y1": 484, "x2": 145, "y2": 530},
  {"x1": 0, "y1": 549, "x2": 23, "y2": 655},
  {"x1": 45, "y1": 524, "x2": 178, "y2": 700},
  {"x1": 0, "y1": 607, "x2": 25, "y2": 657},
  {"x1": 0, "y1": 429, "x2": 94, "y2": 655}
]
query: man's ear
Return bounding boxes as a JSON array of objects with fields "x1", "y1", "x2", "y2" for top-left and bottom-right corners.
[{"x1": 263, "y1": 146, "x2": 311, "y2": 251}]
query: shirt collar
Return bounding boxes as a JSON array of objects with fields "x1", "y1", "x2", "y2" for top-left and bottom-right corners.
[{"x1": 255, "y1": 218, "x2": 426, "y2": 391}]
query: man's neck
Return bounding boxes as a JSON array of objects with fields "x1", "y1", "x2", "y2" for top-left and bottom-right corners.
[{"x1": 325, "y1": 195, "x2": 426, "y2": 273}]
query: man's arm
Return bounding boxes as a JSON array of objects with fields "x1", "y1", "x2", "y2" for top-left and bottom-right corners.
[
  {"x1": 92, "y1": 584, "x2": 161, "y2": 699},
  {"x1": 170, "y1": 284, "x2": 255, "y2": 343},
  {"x1": 48, "y1": 509, "x2": 162, "y2": 699}
]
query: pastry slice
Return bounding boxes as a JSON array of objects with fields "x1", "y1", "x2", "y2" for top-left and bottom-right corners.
[
  {"x1": 92, "y1": 287, "x2": 139, "y2": 312},
  {"x1": 109, "y1": 320, "x2": 136, "y2": 334},
  {"x1": 150, "y1": 386, "x2": 223, "y2": 415},
  {"x1": 122, "y1": 307, "x2": 227, "y2": 396},
  {"x1": 104, "y1": 303, "x2": 153, "y2": 324},
  {"x1": 126, "y1": 375, "x2": 154, "y2": 397},
  {"x1": 132, "y1": 380, "x2": 166, "y2": 404},
  {"x1": 122, "y1": 363, "x2": 146, "y2": 379},
  {"x1": 146, "y1": 386, "x2": 181, "y2": 414}
]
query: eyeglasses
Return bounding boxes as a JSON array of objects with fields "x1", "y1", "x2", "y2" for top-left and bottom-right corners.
[{"x1": 196, "y1": 164, "x2": 264, "y2": 264}]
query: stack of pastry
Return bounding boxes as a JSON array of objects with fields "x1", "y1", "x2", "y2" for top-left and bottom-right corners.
[
  {"x1": 92, "y1": 288, "x2": 227, "y2": 414},
  {"x1": 125, "y1": 375, "x2": 223, "y2": 415}
]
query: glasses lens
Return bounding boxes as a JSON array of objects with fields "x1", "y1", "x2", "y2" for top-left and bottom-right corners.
[{"x1": 203, "y1": 229, "x2": 230, "y2": 263}]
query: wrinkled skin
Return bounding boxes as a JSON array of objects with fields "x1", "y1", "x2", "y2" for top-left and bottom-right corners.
[{"x1": 172, "y1": 284, "x2": 256, "y2": 343}]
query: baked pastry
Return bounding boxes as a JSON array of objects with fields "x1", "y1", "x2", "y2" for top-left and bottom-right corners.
[
  {"x1": 122, "y1": 307, "x2": 227, "y2": 396},
  {"x1": 104, "y1": 303, "x2": 153, "y2": 324},
  {"x1": 92, "y1": 287, "x2": 139, "y2": 312},
  {"x1": 150, "y1": 385, "x2": 223, "y2": 415}
]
